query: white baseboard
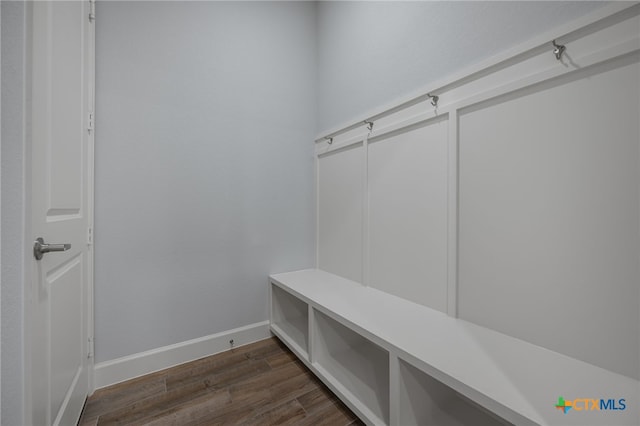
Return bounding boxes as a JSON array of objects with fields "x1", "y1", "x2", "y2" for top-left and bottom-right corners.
[{"x1": 92, "y1": 320, "x2": 272, "y2": 390}]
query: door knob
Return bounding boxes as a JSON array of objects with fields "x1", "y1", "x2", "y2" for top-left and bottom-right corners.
[{"x1": 33, "y1": 237, "x2": 71, "y2": 260}]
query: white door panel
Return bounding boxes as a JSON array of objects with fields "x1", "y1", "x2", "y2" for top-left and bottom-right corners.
[{"x1": 30, "y1": 1, "x2": 94, "y2": 424}]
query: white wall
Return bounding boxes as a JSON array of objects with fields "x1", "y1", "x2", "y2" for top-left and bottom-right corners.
[
  {"x1": 94, "y1": 1, "x2": 317, "y2": 363},
  {"x1": 316, "y1": 1, "x2": 607, "y2": 133},
  {"x1": 457, "y1": 56, "x2": 640, "y2": 379},
  {"x1": 368, "y1": 118, "x2": 448, "y2": 312},
  {"x1": 318, "y1": 144, "x2": 364, "y2": 283},
  {"x1": 1, "y1": 1, "x2": 26, "y2": 424}
]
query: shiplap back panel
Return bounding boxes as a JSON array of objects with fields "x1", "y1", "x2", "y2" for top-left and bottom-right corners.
[
  {"x1": 458, "y1": 57, "x2": 640, "y2": 379},
  {"x1": 368, "y1": 118, "x2": 448, "y2": 312},
  {"x1": 318, "y1": 144, "x2": 364, "y2": 283}
]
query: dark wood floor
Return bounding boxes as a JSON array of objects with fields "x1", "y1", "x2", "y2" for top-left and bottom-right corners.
[{"x1": 78, "y1": 337, "x2": 363, "y2": 426}]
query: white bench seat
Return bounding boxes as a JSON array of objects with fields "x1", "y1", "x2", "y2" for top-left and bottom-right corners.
[{"x1": 269, "y1": 269, "x2": 639, "y2": 426}]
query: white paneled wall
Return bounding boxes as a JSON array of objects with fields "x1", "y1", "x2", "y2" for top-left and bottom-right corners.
[
  {"x1": 368, "y1": 118, "x2": 448, "y2": 312},
  {"x1": 318, "y1": 144, "x2": 364, "y2": 283},
  {"x1": 315, "y1": 4, "x2": 640, "y2": 382},
  {"x1": 458, "y1": 57, "x2": 640, "y2": 379}
]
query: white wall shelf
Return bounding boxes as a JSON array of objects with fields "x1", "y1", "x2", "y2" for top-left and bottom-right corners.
[{"x1": 270, "y1": 269, "x2": 640, "y2": 426}]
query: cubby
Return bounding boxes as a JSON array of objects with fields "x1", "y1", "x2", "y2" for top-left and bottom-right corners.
[
  {"x1": 398, "y1": 359, "x2": 509, "y2": 426},
  {"x1": 270, "y1": 284, "x2": 309, "y2": 359},
  {"x1": 270, "y1": 269, "x2": 639, "y2": 426},
  {"x1": 313, "y1": 310, "x2": 389, "y2": 425}
]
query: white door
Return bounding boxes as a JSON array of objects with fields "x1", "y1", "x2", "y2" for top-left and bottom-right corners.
[{"x1": 29, "y1": 1, "x2": 94, "y2": 425}]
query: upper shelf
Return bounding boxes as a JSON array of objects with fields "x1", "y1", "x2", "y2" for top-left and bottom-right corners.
[{"x1": 270, "y1": 269, "x2": 639, "y2": 426}]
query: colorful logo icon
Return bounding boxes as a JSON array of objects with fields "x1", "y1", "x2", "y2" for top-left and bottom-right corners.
[{"x1": 555, "y1": 396, "x2": 572, "y2": 413}]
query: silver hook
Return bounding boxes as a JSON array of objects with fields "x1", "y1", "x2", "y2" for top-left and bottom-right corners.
[
  {"x1": 427, "y1": 93, "x2": 439, "y2": 107},
  {"x1": 552, "y1": 40, "x2": 566, "y2": 60},
  {"x1": 364, "y1": 121, "x2": 374, "y2": 132},
  {"x1": 324, "y1": 136, "x2": 333, "y2": 145}
]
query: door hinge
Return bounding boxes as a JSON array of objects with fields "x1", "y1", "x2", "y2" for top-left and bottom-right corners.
[
  {"x1": 89, "y1": 0, "x2": 96, "y2": 22},
  {"x1": 87, "y1": 112, "x2": 95, "y2": 134},
  {"x1": 87, "y1": 226, "x2": 93, "y2": 246},
  {"x1": 88, "y1": 337, "x2": 94, "y2": 359}
]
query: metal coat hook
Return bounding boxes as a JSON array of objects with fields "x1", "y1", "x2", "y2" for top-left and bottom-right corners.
[
  {"x1": 552, "y1": 40, "x2": 566, "y2": 60},
  {"x1": 427, "y1": 93, "x2": 439, "y2": 107},
  {"x1": 325, "y1": 136, "x2": 333, "y2": 145},
  {"x1": 364, "y1": 121, "x2": 374, "y2": 132}
]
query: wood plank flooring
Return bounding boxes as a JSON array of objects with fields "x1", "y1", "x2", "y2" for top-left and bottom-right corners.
[{"x1": 78, "y1": 337, "x2": 364, "y2": 426}]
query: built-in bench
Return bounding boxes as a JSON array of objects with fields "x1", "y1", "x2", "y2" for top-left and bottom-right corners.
[{"x1": 269, "y1": 269, "x2": 639, "y2": 426}]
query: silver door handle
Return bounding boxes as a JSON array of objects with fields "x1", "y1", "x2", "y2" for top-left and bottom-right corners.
[{"x1": 33, "y1": 237, "x2": 71, "y2": 260}]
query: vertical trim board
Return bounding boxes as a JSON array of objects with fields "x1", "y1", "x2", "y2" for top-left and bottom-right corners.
[{"x1": 447, "y1": 110, "x2": 459, "y2": 317}]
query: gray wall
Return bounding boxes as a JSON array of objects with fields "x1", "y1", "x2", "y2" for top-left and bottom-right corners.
[
  {"x1": 1, "y1": 1, "x2": 26, "y2": 424},
  {"x1": 95, "y1": 1, "x2": 317, "y2": 362},
  {"x1": 316, "y1": 1, "x2": 607, "y2": 133}
]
